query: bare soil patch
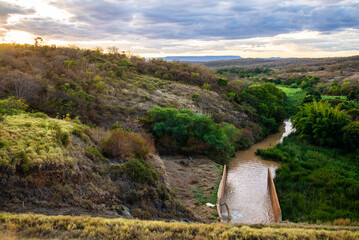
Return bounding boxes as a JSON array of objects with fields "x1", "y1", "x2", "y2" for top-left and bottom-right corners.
[{"x1": 162, "y1": 156, "x2": 222, "y2": 222}]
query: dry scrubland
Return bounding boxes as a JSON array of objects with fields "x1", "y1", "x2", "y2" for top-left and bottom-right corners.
[{"x1": 1, "y1": 213, "x2": 359, "y2": 240}]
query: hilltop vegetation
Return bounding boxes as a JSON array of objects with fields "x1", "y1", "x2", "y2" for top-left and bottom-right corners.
[{"x1": 0, "y1": 43, "x2": 289, "y2": 151}]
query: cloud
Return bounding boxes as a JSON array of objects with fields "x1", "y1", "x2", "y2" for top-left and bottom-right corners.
[
  {"x1": 42, "y1": 1, "x2": 359, "y2": 40},
  {"x1": 0, "y1": 1, "x2": 34, "y2": 29},
  {"x1": 0, "y1": 0, "x2": 358, "y2": 57}
]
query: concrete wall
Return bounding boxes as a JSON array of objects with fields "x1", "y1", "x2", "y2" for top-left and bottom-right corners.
[
  {"x1": 267, "y1": 168, "x2": 282, "y2": 223},
  {"x1": 217, "y1": 165, "x2": 227, "y2": 221}
]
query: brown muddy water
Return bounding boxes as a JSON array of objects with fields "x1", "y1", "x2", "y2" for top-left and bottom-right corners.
[{"x1": 222, "y1": 120, "x2": 293, "y2": 224}]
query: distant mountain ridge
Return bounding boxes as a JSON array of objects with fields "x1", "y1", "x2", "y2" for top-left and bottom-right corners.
[{"x1": 162, "y1": 56, "x2": 242, "y2": 62}]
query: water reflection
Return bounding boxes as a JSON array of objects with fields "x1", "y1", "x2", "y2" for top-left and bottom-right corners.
[{"x1": 222, "y1": 120, "x2": 293, "y2": 223}]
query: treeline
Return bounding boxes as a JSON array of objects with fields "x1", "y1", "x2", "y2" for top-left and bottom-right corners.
[{"x1": 216, "y1": 67, "x2": 273, "y2": 78}]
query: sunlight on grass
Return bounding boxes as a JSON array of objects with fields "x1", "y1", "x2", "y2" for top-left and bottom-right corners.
[
  {"x1": 321, "y1": 95, "x2": 347, "y2": 100},
  {"x1": 0, "y1": 113, "x2": 83, "y2": 169}
]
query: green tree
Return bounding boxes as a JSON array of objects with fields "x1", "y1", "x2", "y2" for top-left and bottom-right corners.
[{"x1": 292, "y1": 101, "x2": 350, "y2": 147}]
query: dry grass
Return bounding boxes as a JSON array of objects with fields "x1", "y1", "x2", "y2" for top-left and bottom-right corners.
[
  {"x1": 0, "y1": 113, "x2": 82, "y2": 170},
  {"x1": 0, "y1": 212, "x2": 358, "y2": 240}
]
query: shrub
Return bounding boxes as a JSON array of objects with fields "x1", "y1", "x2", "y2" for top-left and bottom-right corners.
[
  {"x1": 255, "y1": 148, "x2": 290, "y2": 163},
  {"x1": 15, "y1": 151, "x2": 30, "y2": 174},
  {"x1": 102, "y1": 130, "x2": 155, "y2": 160},
  {"x1": 202, "y1": 83, "x2": 211, "y2": 90},
  {"x1": 72, "y1": 127, "x2": 83, "y2": 137},
  {"x1": 149, "y1": 107, "x2": 235, "y2": 164},
  {"x1": 302, "y1": 90, "x2": 321, "y2": 104},
  {"x1": 55, "y1": 128, "x2": 71, "y2": 146},
  {"x1": 342, "y1": 121, "x2": 359, "y2": 150},
  {"x1": 30, "y1": 112, "x2": 49, "y2": 118},
  {"x1": 110, "y1": 159, "x2": 158, "y2": 184},
  {"x1": 2, "y1": 96, "x2": 28, "y2": 111},
  {"x1": 0, "y1": 139, "x2": 8, "y2": 148},
  {"x1": 191, "y1": 93, "x2": 200, "y2": 103},
  {"x1": 236, "y1": 136, "x2": 252, "y2": 150},
  {"x1": 85, "y1": 145, "x2": 107, "y2": 162},
  {"x1": 217, "y1": 78, "x2": 228, "y2": 86}
]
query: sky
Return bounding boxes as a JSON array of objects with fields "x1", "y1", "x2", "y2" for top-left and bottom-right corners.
[{"x1": 0, "y1": 0, "x2": 359, "y2": 58}]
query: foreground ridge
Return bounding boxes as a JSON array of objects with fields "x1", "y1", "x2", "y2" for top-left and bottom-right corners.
[{"x1": 1, "y1": 212, "x2": 358, "y2": 240}]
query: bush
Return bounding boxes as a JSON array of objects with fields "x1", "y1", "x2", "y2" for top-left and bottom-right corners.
[
  {"x1": 202, "y1": 83, "x2": 211, "y2": 90},
  {"x1": 85, "y1": 145, "x2": 106, "y2": 162},
  {"x1": 15, "y1": 151, "x2": 30, "y2": 174},
  {"x1": 255, "y1": 148, "x2": 290, "y2": 163},
  {"x1": 302, "y1": 90, "x2": 321, "y2": 104},
  {"x1": 72, "y1": 127, "x2": 83, "y2": 137},
  {"x1": 102, "y1": 130, "x2": 155, "y2": 160},
  {"x1": 30, "y1": 112, "x2": 49, "y2": 118},
  {"x1": 217, "y1": 78, "x2": 228, "y2": 86},
  {"x1": 0, "y1": 139, "x2": 8, "y2": 148},
  {"x1": 110, "y1": 159, "x2": 158, "y2": 184},
  {"x1": 342, "y1": 121, "x2": 359, "y2": 150},
  {"x1": 55, "y1": 128, "x2": 71, "y2": 146},
  {"x1": 149, "y1": 107, "x2": 236, "y2": 164},
  {"x1": 236, "y1": 136, "x2": 252, "y2": 150}
]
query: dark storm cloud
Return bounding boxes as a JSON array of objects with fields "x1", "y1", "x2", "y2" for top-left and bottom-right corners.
[{"x1": 2, "y1": 0, "x2": 359, "y2": 41}]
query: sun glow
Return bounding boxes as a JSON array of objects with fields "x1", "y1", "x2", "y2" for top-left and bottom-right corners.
[{"x1": 2, "y1": 30, "x2": 37, "y2": 44}]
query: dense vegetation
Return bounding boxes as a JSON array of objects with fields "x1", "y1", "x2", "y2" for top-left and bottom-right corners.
[
  {"x1": 148, "y1": 107, "x2": 240, "y2": 164},
  {"x1": 257, "y1": 135, "x2": 359, "y2": 223},
  {"x1": 1, "y1": 212, "x2": 358, "y2": 240},
  {"x1": 292, "y1": 101, "x2": 356, "y2": 149},
  {"x1": 239, "y1": 83, "x2": 286, "y2": 136},
  {"x1": 256, "y1": 99, "x2": 359, "y2": 223}
]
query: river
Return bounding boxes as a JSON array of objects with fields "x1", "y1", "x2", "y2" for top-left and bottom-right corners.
[{"x1": 222, "y1": 120, "x2": 293, "y2": 223}]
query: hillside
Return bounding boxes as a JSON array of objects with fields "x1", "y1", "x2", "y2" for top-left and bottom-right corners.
[
  {"x1": 0, "y1": 108, "x2": 197, "y2": 220},
  {"x1": 1, "y1": 44, "x2": 284, "y2": 223}
]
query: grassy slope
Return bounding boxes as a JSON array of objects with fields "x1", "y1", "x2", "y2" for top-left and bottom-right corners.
[
  {"x1": 1, "y1": 213, "x2": 358, "y2": 240},
  {"x1": 0, "y1": 113, "x2": 79, "y2": 169}
]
